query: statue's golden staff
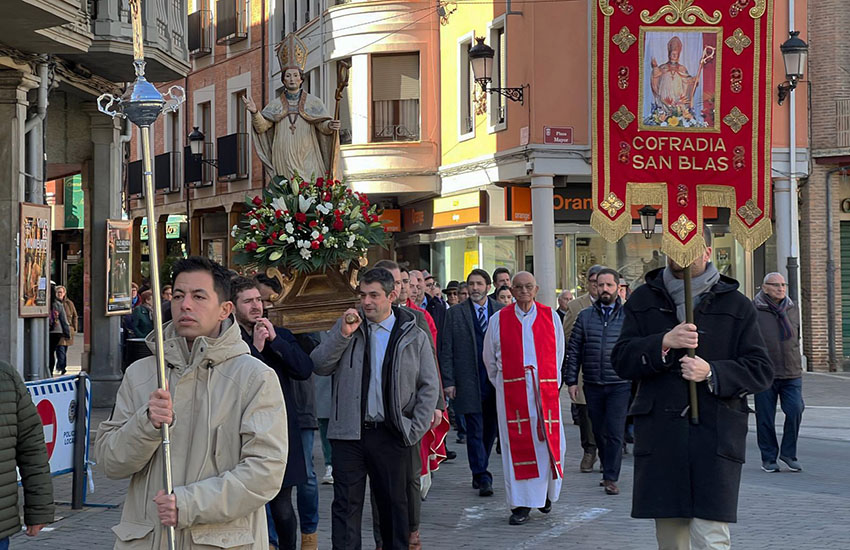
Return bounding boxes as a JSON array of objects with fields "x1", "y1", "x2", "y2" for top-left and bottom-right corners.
[{"x1": 97, "y1": 1, "x2": 184, "y2": 547}]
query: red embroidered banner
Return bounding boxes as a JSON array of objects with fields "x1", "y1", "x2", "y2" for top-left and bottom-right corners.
[{"x1": 592, "y1": 0, "x2": 774, "y2": 266}]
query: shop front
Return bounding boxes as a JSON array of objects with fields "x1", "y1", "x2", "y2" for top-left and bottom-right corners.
[{"x1": 397, "y1": 182, "x2": 771, "y2": 296}]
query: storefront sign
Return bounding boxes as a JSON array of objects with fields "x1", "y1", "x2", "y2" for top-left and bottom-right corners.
[
  {"x1": 592, "y1": 1, "x2": 775, "y2": 267},
  {"x1": 140, "y1": 215, "x2": 185, "y2": 241},
  {"x1": 505, "y1": 186, "x2": 532, "y2": 222},
  {"x1": 433, "y1": 191, "x2": 487, "y2": 229},
  {"x1": 19, "y1": 203, "x2": 51, "y2": 317},
  {"x1": 105, "y1": 219, "x2": 133, "y2": 316},
  {"x1": 402, "y1": 200, "x2": 434, "y2": 232},
  {"x1": 63, "y1": 174, "x2": 84, "y2": 230},
  {"x1": 379, "y1": 209, "x2": 402, "y2": 232},
  {"x1": 544, "y1": 126, "x2": 574, "y2": 145}
]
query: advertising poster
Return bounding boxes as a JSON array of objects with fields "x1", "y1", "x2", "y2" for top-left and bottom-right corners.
[
  {"x1": 106, "y1": 219, "x2": 133, "y2": 316},
  {"x1": 19, "y1": 203, "x2": 51, "y2": 318}
]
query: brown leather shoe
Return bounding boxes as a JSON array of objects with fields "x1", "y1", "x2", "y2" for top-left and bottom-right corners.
[
  {"x1": 603, "y1": 480, "x2": 620, "y2": 495},
  {"x1": 580, "y1": 452, "x2": 596, "y2": 473},
  {"x1": 301, "y1": 532, "x2": 318, "y2": 550},
  {"x1": 409, "y1": 530, "x2": 422, "y2": 550}
]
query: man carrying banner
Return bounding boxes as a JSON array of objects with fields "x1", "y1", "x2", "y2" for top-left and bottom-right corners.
[{"x1": 483, "y1": 271, "x2": 565, "y2": 525}]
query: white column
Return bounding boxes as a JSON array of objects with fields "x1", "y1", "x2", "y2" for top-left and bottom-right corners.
[
  {"x1": 531, "y1": 175, "x2": 556, "y2": 309},
  {"x1": 774, "y1": 176, "x2": 791, "y2": 278}
]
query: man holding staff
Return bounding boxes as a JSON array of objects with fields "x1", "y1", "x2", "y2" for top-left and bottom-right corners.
[
  {"x1": 611, "y1": 230, "x2": 772, "y2": 549},
  {"x1": 96, "y1": 257, "x2": 288, "y2": 549}
]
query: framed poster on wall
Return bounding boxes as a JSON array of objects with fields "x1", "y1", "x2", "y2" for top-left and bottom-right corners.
[
  {"x1": 105, "y1": 219, "x2": 133, "y2": 316},
  {"x1": 19, "y1": 203, "x2": 51, "y2": 318}
]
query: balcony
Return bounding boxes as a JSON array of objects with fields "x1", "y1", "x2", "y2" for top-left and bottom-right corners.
[
  {"x1": 216, "y1": 132, "x2": 249, "y2": 181},
  {"x1": 155, "y1": 151, "x2": 181, "y2": 194},
  {"x1": 0, "y1": 0, "x2": 92, "y2": 54},
  {"x1": 61, "y1": 0, "x2": 190, "y2": 82},
  {"x1": 188, "y1": 9, "x2": 213, "y2": 58},
  {"x1": 183, "y1": 143, "x2": 214, "y2": 188},
  {"x1": 127, "y1": 159, "x2": 143, "y2": 198},
  {"x1": 216, "y1": 0, "x2": 247, "y2": 45}
]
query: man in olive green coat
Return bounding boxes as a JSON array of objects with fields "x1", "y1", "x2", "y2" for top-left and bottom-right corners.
[{"x1": 0, "y1": 362, "x2": 53, "y2": 548}]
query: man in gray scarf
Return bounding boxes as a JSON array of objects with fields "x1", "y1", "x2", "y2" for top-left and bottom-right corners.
[{"x1": 612, "y1": 228, "x2": 772, "y2": 550}]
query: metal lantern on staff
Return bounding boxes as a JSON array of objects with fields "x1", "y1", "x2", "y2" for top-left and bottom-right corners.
[
  {"x1": 96, "y1": 0, "x2": 184, "y2": 548},
  {"x1": 593, "y1": 2, "x2": 774, "y2": 547}
]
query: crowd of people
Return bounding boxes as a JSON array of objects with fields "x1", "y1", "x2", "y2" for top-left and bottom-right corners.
[{"x1": 0, "y1": 233, "x2": 795, "y2": 550}]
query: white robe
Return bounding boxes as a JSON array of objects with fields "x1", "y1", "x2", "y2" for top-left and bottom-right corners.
[{"x1": 483, "y1": 303, "x2": 566, "y2": 508}]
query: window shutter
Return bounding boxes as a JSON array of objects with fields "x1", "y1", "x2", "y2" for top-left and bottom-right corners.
[{"x1": 372, "y1": 54, "x2": 420, "y2": 101}]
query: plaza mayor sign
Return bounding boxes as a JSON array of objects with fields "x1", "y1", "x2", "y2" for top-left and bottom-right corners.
[{"x1": 592, "y1": 0, "x2": 775, "y2": 266}]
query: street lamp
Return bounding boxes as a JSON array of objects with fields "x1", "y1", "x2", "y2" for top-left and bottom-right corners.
[
  {"x1": 188, "y1": 126, "x2": 217, "y2": 166},
  {"x1": 638, "y1": 205, "x2": 659, "y2": 239},
  {"x1": 469, "y1": 37, "x2": 525, "y2": 104},
  {"x1": 777, "y1": 31, "x2": 808, "y2": 105}
]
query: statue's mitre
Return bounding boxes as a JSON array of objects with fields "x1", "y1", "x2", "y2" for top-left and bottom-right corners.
[{"x1": 277, "y1": 33, "x2": 308, "y2": 72}]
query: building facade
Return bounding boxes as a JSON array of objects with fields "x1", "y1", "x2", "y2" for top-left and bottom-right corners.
[{"x1": 0, "y1": 0, "x2": 189, "y2": 402}]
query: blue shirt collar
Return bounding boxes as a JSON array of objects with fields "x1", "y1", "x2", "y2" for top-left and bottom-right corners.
[{"x1": 370, "y1": 311, "x2": 395, "y2": 333}]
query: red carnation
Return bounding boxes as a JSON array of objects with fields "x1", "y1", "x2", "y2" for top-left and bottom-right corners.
[
  {"x1": 284, "y1": 210, "x2": 290, "y2": 215},
  {"x1": 245, "y1": 241, "x2": 258, "y2": 252},
  {"x1": 309, "y1": 220, "x2": 318, "y2": 228},
  {"x1": 324, "y1": 192, "x2": 332, "y2": 201},
  {"x1": 334, "y1": 209, "x2": 342, "y2": 217},
  {"x1": 271, "y1": 231, "x2": 278, "y2": 239},
  {"x1": 333, "y1": 219, "x2": 344, "y2": 231},
  {"x1": 252, "y1": 196, "x2": 263, "y2": 206},
  {"x1": 334, "y1": 179, "x2": 341, "y2": 186},
  {"x1": 317, "y1": 234, "x2": 324, "y2": 243},
  {"x1": 300, "y1": 181, "x2": 308, "y2": 189},
  {"x1": 311, "y1": 240, "x2": 320, "y2": 250},
  {"x1": 267, "y1": 238, "x2": 274, "y2": 245},
  {"x1": 275, "y1": 209, "x2": 282, "y2": 219},
  {"x1": 259, "y1": 223, "x2": 266, "y2": 231},
  {"x1": 316, "y1": 177, "x2": 325, "y2": 187},
  {"x1": 295, "y1": 212, "x2": 307, "y2": 223}
]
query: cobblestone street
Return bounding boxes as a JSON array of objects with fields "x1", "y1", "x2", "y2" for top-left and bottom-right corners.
[{"x1": 11, "y1": 372, "x2": 850, "y2": 549}]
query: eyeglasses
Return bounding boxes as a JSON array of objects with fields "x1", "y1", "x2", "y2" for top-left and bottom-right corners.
[
  {"x1": 764, "y1": 282, "x2": 787, "y2": 287},
  {"x1": 512, "y1": 284, "x2": 536, "y2": 292},
  {"x1": 425, "y1": 282, "x2": 435, "y2": 289}
]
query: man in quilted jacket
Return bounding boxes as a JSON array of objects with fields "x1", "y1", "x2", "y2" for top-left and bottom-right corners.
[{"x1": 0, "y1": 361, "x2": 53, "y2": 549}]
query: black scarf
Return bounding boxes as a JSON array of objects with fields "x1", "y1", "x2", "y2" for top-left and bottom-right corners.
[{"x1": 765, "y1": 296, "x2": 793, "y2": 341}]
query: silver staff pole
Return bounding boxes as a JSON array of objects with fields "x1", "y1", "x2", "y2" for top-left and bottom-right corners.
[{"x1": 97, "y1": 1, "x2": 184, "y2": 547}]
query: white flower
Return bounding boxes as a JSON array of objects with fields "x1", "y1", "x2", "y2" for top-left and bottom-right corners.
[
  {"x1": 300, "y1": 248, "x2": 312, "y2": 260},
  {"x1": 298, "y1": 240, "x2": 309, "y2": 249},
  {"x1": 249, "y1": 218, "x2": 258, "y2": 226},
  {"x1": 230, "y1": 225, "x2": 239, "y2": 237},
  {"x1": 286, "y1": 236, "x2": 295, "y2": 244},
  {"x1": 299, "y1": 195, "x2": 315, "y2": 213},
  {"x1": 322, "y1": 226, "x2": 329, "y2": 234},
  {"x1": 272, "y1": 197, "x2": 288, "y2": 212},
  {"x1": 316, "y1": 203, "x2": 331, "y2": 215},
  {"x1": 285, "y1": 222, "x2": 295, "y2": 234},
  {"x1": 311, "y1": 230, "x2": 320, "y2": 240}
]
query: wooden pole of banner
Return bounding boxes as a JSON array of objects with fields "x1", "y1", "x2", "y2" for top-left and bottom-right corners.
[{"x1": 683, "y1": 265, "x2": 699, "y2": 424}]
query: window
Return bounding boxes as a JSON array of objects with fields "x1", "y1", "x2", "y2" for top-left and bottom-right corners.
[
  {"x1": 188, "y1": 0, "x2": 213, "y2": 57},
  {"x1": 489, "y1": 25, "x2": 506, "y2": 127},
  {"x1": 199, "y1": 101, "x2": 214, "y2": 185},
  {"x1": 459, "y1": 38, "x2": 474, "y2": 137},
  {"x1": 371, "y1": 53, "x2": 420, "y2": 142}
]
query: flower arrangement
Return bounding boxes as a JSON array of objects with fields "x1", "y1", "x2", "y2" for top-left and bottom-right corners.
[
  {"x1": 231, "y1": 175, "x2": 388, "y2": 271},
  {"x1": 643, "y1": 103, "x2": 710, "y2": 129}
]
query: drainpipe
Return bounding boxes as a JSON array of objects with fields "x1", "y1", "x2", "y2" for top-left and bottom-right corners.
[
  {"x1": 825, "y1": 166, "x2": 848, "y2": 372},
  {"x1": 24, "y1": 60, "x2": 49, "y2": 380},
  {"x1": 787, "y1": 0, "x2": 803, "y2": 368}
]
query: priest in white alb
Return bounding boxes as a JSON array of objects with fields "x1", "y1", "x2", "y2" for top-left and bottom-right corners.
[{"x1": 483, "y1": 271, "x2": 566, "y2": 526}]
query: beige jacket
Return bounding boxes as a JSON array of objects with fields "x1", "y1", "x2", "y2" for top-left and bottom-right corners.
[
  {"x1": 95, "y1": 316, "x2": 287, "y2": 550},
  {"x1": 562, "y1": 293, "x2": 593, "y2": 405}
]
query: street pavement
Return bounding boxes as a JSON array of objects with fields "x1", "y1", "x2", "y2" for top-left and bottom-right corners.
[{"x1": 11, "y1": 371, "x2": 850, "y2": 549}]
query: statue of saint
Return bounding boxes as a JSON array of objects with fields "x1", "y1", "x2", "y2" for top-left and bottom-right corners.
[
  {"x1": 650, "y1": 36, "x2": 714, "y2": 114},
  {"x1": 244, "y1": 34, "x2": 342, "y2": 181}
]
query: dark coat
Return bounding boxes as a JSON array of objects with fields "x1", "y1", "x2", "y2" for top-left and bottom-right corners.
[
  {"x1": 0, "y1": 362, "x2": 54, "y2": 539},
  {"x1": 752, "y1": 291, "x2": 803, "y2": 379},
  {"x1": 611, "y1": 268, "x2": 772, "y2": 523},
  {"x1": 242, "y1": 325, "x2": 313, "y2": 488},
  {"x1": 565, "y1": 300, "x2": 628, "y2": 386},
  {"x1": 439, "y1": 298, "x2": 503, "y2": 415},
  {"x1": 424, "y1": 294, "x2": 446, "y2": 340}
]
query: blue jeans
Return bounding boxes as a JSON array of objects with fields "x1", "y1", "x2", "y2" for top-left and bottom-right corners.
[
  {"x1": 318, "y1": 418, "x2": 332, "y2": 466},
  {"x1": 296, "y1": 428, "x2": 320, "y2": 534},
  {"x1": 463, "y1": 391, "x2": 498, "y2": 485},
  {"x1": 267, "y1": 503, "x2": 278, "y2": 547},
  {"x1": 0, "y1": 536, "x2": 8, "y2": 550},
  {"x1": 584, "y1": 382, "x2": 631, "y2": 481},
  {"x1": 755, "y1": 377, "x2": 804, "y2": 462}
]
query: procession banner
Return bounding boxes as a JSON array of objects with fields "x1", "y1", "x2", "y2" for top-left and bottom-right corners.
[
  {"x1": 105, "y1": 219, "x2": 133, "y2": 316},
  {"x1": 19, "y1": 203, "x2": 51, "y2": 317},
  {"x1": 592, "y1": 0, "x2": 774, "y2": 267}
]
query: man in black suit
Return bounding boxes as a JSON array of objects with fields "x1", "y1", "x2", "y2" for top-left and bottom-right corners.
[
  {"x1": 440, "y1": 269, "x2": 504, "y2": 497},
  {"x1": 490, "y1": 267, "x2": 511, "y2": 299},
  {"x1": 411, "y1": 269, "x2": 446, "y2": 345}
]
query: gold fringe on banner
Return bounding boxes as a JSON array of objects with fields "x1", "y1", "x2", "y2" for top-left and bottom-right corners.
[
  {"x1": 662, "y1": 233, "x2": 708, "y2": 269},
  {"x1": 590, "y1": 209, "x2": 631, "y2": 244}
]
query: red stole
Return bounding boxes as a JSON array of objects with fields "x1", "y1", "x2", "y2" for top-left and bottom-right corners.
[{"x1": 499, "y1": 302, "x2": 563, "y2": 481}]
